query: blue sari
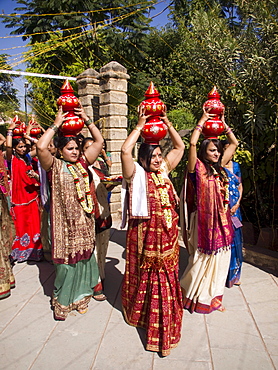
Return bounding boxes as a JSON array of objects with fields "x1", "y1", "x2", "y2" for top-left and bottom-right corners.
[{"x1": 225, "y1": 161, "x2": 243, "y2": 287}]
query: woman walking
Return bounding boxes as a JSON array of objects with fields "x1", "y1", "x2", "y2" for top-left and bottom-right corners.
[
  {"x1": 121, "y1": 107, "x2": 184, "y2": 356},
  {"x1": 180, "y1": 109, "x2": 238, "y2": 313},
  {"x1": 37, "y1": 105, "x2": 104, "y2": 320},
  {"x1": 6, "y1": 122, "x2": 43, "y2": 262},
  {"x1": 222, "y1": 140, "x2": 243, "y2": 287}
]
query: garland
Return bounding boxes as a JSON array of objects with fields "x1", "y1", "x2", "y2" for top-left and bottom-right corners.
[
  {"x1": 151, "y1": 171, "x2": 172, "y2": 229},
  {"x1": 66, "y1": 161, "x2": 93, "y2": 214},
  {"x1": 210, "y1": 165, "x2": 230, "y2": 211}
]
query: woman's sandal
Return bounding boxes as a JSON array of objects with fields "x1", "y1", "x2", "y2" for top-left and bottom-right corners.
[
  {"x1": 214, "y1": 298, "x2": 226, "y2": 312},
  {"x1": 78, "y1": 308, "x2": 88, "y2": 315},
  {"x1": 93, "y1": 293, "x2": 107, "y2": 301}
]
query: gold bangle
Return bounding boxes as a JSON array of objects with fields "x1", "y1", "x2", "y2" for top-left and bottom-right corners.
[
  {"x1": 49, "y1": 124, "x2": 59, "y2": 133},
  {"x1": 134, "y1": 126, "x2": 142, "y2": 132}
]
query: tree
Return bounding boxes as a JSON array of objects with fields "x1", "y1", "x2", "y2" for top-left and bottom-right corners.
[
  {"x1": 0, "y1": 54, "x2": 20, "y2": 122},
  {"x1": 1, "y1": 0, "x2": 155, "y2": 124}
]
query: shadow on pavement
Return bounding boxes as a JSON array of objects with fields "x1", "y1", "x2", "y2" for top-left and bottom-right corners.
[
  {"x1": 27, "y1": 260, "x2": 55, "y2": 297},
  {"x1": 103, "y1": 257, "x2": 123, "y2": 312},
  {"x1": 109, "y1": 227, "x2": 126, "y2": 248}
]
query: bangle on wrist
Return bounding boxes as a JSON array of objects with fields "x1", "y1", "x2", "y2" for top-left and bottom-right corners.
[
  {"x1": 85, "y1": 118, "x2": 93, "y2": 127},
  {"x1": 195, "y1": 126, "x2": 202, "y2": 132},
  {"x1": 49, "y1": 124, "x2": 59, "y2": 133},
  {"x1": 226, "y1": 127, "x2": 232, "y2": 135},
  {"x1": 6, "y1": 131, "x2": 13, "y2": 136},
  {"x1": 134, "y1": 126, "x2": 143, "y2": 133}
]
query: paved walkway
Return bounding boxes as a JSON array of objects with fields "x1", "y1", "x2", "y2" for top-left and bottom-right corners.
[{"x1": 1, "y1": 220, "x2": 277, "y2": 370}]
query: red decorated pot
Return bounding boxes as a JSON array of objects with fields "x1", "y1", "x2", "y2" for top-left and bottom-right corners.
[
  {"x1": 13, "y1": 125, "x2": 24, "y2": 137},
  {"x1": 12, "y1": 116, "x2": 25, "y2": 137},
  {"x1": 203, "y1": 86, "x2": 224, "y2": 116},
  {"x1": 140, "y1": 81, "x2": 165, "y2": 117},
  {"x1": 202, "y1": 117, "x2": 225, "y2": 138},
  {"x1": 141, "y1": 117, "x2": 168, "y2": 144},
  {"x1": 60, "y1": 112, "x2": 84, "y2": 137},
  {"x1": 30, "y1": 127, "x2": 41, "y2": 137},
  {"x1": 57, "y1": 79, "x2": 79, "y2": 112},
  {"x1": 139, "y1": 82, "x2": 167, "y2": 144}
]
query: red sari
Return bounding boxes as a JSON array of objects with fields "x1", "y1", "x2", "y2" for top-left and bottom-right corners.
[
  {"x1": 122, "y1": 169, "x2": 183, "y2": 357},
  {"x1": 10, "y1": 155, "x2": 43, "y2": 262}
]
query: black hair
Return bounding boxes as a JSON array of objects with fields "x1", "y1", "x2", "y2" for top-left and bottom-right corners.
[
  {"x1": 138, "y1": 143, "x2": 161, "y2": 172},
  {"x1": 103, "y1": 138, "x2": 107, "y2": 152},
  {"x1": 197, "y1": 138, "x2": 224, "y2": 178},
  {"x1": 76, "y1": 133, "x2": 85, "y2": 144},
  {"x1": 12, "y1": 137, "x2": 26, "y2": 148},
  {"x1": 81, "y1": 137, "x2": 94, "y2": 151},
  {"x1": 12, "y1": 137, "x2": 31, "y2": 164},
  {"x1": 220, "y1": 139, "x2": 229, "y2": 148},
  {"x1": 56, "y1": 136, "x2": 81, "y2": 151}
]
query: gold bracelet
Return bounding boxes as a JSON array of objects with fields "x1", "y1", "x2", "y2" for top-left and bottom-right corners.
[
  {"x1": 49, "y1": 124, "x2": 59, "y2": 133},
  {"x1": 134, "y1": 126, "x2": 142, "y2": 132}
]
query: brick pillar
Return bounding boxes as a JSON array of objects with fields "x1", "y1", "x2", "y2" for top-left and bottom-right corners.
[
  {"x1": 98, "y1": 61, "x2": 130, "y2": 217},
  {"x1": 76, "y1": 68, "x2": 100, "y2": 136}
]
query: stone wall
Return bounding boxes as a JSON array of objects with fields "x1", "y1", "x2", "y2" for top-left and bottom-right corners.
[{"x1": 76, "y1": 62, "x2": 129, "y2": 217}]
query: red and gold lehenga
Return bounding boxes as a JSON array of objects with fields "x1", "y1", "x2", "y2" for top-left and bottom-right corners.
[
  {"x1": 121, "y1": 165, "x2": 183, "y2": 357},
  {"x1": 10, "y1": 154, "x2": 43, "y2": 262}
]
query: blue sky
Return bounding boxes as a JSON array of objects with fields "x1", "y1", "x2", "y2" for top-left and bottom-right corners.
[{"x1": 0, "y1": 0, "x2": 170, "y2": 109}]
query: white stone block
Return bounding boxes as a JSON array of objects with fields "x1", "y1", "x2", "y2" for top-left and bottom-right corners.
[
  {"x1": 99, "y1": 79, "x2": 128, "y2": 92},
  {"x1": 99, "y1": 91, "x2": 127, "y2": 104},
  {"x1": 99, "y1": 104, "x2": 128, "y2": 117},
  {"x1": 104, "y1": 129, "x2": 127, "y2": 140},
  {"x1": 107, "y1": 141, "x2": 125, "y2": 152},
  {"x1": 100, "y1": 116, "x2": 128, "y2": 129}
]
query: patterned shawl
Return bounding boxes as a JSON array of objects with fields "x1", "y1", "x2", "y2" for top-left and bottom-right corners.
[
  {"x1": 50, "y1": 157, "x2": 95, "y2": 264},
  {"x1": 181, "y1": 159, "x2": 233, "y2": 255}
]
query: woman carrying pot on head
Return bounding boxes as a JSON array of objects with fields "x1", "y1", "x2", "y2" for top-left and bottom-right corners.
[
  {"x1": 36, "y1": 104, "x2": 104, "y2": 321},
  {"x1": 5, "y1": 120, "x2": 43, "y2": 263},
  {"x1": 221, "y1": 140, "x2": 243, "y2": 288},
  {"x1": 121, "y1": 106, "x2": 185, "y2": 357},
  {"x1": 180, "y1": 108, "x2": 238, "y2": 313}
]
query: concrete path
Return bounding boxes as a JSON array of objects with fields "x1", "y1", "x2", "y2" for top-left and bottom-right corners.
[{"x1": 1, "y1": 221, "x2": 277, "y2": 370}]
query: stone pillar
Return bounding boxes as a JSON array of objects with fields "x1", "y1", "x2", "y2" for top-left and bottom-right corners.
[
  {"x1": 98, "y1": 61, "x2": 130, "y2": 216},
  {"x1": 76, "y1": 68, "x2": 100, "y2": 136}
]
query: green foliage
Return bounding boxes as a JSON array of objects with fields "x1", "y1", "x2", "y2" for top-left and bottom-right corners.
[
  {"x1": 0, "y1": 54, "x2": 20, "y2": 117},
  {"x1": 1, "y1": 0, "x2": 278, "y2": 228}
]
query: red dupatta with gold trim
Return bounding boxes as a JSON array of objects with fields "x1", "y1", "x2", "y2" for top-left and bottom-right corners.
[{"x1": 196, "y1": 159, "x2": 233, "y2": 254}]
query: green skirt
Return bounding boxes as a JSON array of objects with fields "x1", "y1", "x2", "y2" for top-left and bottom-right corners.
[{"x1": 52, "y1": 252, "x2": 99, "y2": 320}]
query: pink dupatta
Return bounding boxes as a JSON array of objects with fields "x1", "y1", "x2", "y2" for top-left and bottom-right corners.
[{"x1": 195, "y1": 159, "x2": 233, "y2": 254}]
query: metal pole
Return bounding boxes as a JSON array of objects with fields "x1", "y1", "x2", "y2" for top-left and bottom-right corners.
[{"x1": 24, "y1": 82, "x2": 28, "y2": 124}]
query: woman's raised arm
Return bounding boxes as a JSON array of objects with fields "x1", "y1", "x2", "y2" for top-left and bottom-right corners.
[
  {"x1": 121, "y1": 106, "x2": 147, "y2": 179},
  {"x1": 36, "y1": 107, "x2": 66, "y2": 171},
  {"x1": 162, "y1": 110, "x2": 185, "y2": 171}
]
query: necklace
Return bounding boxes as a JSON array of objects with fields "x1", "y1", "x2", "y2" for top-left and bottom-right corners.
[
  {"x1": 66, "y1": 161, "x2": 93, "y2": 214},
  {"x1": 210, "y1": 166, "x2": 230, "y2": 211},
  {"x1": 151, "y1": 171, "x2": 172, "y2": 228}
]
